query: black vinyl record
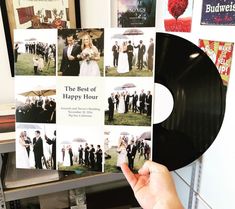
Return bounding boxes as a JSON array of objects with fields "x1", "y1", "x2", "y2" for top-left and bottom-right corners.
[{"x1": 153, "y1": 33, "x2": 226, "y2": 171}]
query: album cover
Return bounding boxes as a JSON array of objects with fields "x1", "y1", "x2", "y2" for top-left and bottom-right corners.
[
  {"x1": 199, "y1": 39, "x2": 234, "y2": 86},
  {"x1": 14, "y1": 28, "x2": 155, "y2": 175},
  {"x1": 116, "y1": 0, "x2": 156, "y2": 27},
  {"x1": 201, "y1": 0, "x2": 235, "y2": 25},
  {"x1": 164, "y1": 0, "x2": 194, "y2": 32}
]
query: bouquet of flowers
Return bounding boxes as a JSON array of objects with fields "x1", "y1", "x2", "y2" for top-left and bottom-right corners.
[{"x1": 81, "y1": 48, "x2": 95, "y2": 64}]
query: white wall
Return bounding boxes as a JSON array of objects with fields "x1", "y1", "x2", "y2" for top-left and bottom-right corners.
[{"x1": 0, "y1": 9, "x2": 14, "y2": 104}]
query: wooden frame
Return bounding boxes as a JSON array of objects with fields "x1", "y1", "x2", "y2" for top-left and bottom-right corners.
[{"x1": 0, "y1": 0, "x2": 81, "y2": 77}]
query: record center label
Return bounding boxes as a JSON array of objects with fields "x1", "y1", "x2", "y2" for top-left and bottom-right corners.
[{"x1": 154, "y1": 83, "x2": 174, "y2": 124}]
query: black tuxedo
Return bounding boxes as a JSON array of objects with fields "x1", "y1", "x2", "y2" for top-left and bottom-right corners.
[
  {"x1": 60, "y1": 43, "x2": 81, "y2": 76},
  {"x1": 147, "y1": 42, "x2": 154, "y2": 70},
  {"x1": 124, "y1": 94, "x2": 130, "y2": 113},
  {"x1": 146, "y1": 94, "x2": 152, "y2": 116},
  {"x1": 112, "y1": 44, "x2": 119, "y2": 67},
  {"x1": 45, "y1": 136, "x2": 56, "y2": 169},
  {"x1": 96, "y1": 148, "x2": 103, "y2": 171},
  {"x1": 126, "y1": 144, "x2": 137, "y2": 170},
  {"x1": 78, "y1": 147, "x2": 84, "y2": 164},
  {"x1": 127, "y1": 44, "x2": 134, "y2": 70},
  {"x1": 132, "y1": 94, "x2": 138, "y2": 112},
  {"x1": 69, "y1": 148, "x2": 73, "y2": 166},
  {"x1": 84, "y1": 146, "x2": 90, "y2": 166},
  {"x1": 115, "y1": 94, "x2": 119, "y2": 110},
  {"x1": 108, "y1": 96, "x2": 115, "y2": 121},
  {"x1": 33, "y1": 137, "x2": 44, "y2": 169},
  {"x1": 139, "y1": 93, "x2": 146, "y2": 114},
  {"x1": 90, "y1": 147, "x2": 95, "y2": 169},
  {"x1": 134, "y1": 44, "x2": 146, "y2": 70}
]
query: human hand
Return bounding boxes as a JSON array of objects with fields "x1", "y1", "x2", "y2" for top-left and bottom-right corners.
[
  {"x1": 68, "y1": 55, "x2": 75, "y2": 60},
  {"x1": 121, "y1": 161, "x2": 184, "y2": 209}
]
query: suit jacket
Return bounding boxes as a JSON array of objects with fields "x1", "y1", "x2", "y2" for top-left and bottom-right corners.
[
  {"x1": 125, "y1": 94, "x2": 130, "y2": 103},
  {"x1": 112, "y1": 45, "x2": 119, "y2": 56},
  {"x1": 127, "y1": 144, "x2": 137, "y2": 158},
  {"x1": 135, "y1": 44, "x2": 146, "y2": 57},
  {"x1": 132, "y1": 94, "x2": 138, "y2": 103},
  {"x1": 146, "y1": 94, "x2": 152, "y2": 105},
  {"x1": 46, "y1": 137, "x2": 56, "y2": 157},
  {"x1": 60, "y1": 43, "x2": 81, "y2": 76},
  {"x1": 139, "y1": 93, "x2": 146, "y2": 103},
  {"x1": 127, "y1": 44, "x2": 134, "y2": 56},
  {"x1": 108, "y1": 97, "x2": 115, "y2": 110},
  {"x1": 33, "y1": 137, "x2": 44, "y2": 157}
]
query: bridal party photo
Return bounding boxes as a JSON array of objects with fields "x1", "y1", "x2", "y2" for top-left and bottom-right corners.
[
  {"x1": 58, "y1": 28, "x2": 104, "y2": 76},
  {"x1": 104, "y1": 126, "x2": 152, "y2": 173},
  {"x1": 14, "y1": 29, "x2": 57, "y2": 76},
  {"x1": 57, "y1": 125, "x2": 104, "y2": 174},
  {"x1": 104, "y1": 27, "x2": 155, "y2": 77},
  {"x1": 15, "y1": 77, "x2": 56, "y2": 124},
  {"x1": 105, "y1": 77, "x2": 153, "y2": 126}
]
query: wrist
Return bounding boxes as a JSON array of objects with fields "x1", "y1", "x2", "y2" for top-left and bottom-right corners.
[{"x1": 153, "y1": 196, "x2": 184, "y2": 209}]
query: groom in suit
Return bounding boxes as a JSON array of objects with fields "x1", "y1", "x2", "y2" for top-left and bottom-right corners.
[
  {"x1": 108, "y1": 93, "x2": 115, "y2": 121},
  {"x1": 60, "y1": 34, "x2": 82, "y2": 76},
  {"x1": 126, "y1": 139, "x2": 137, "y2": 171},
  {"x1": 33, "y1": 130, "x2": 44, "y2": 169},
  {"x1": 127, "y1": 40, "x2": 134, "y2": 70}
]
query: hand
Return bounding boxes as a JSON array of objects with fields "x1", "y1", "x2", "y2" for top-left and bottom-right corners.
[
  {"x1": 68, "y1": 55, "x2": 75, "y2": 60},
  {"x1": 121, "y1": 161, "x2": 184, "y2": 209}
]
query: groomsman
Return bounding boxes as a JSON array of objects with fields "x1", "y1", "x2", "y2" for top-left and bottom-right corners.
[
  {"x1": 108, "y1": 93, "x2": 115, "y2": 121},
  {"x1": 134, "y1": 40, "x2": 146, "y2": 70},
  {"x1": 132, "y1": 91, "x2": 138, "y2": 113},
  {"x1": 96, "y1": 145, "x2": 103, "y2": 171},
  {"x1": 84, "y1": 143, "x2": 90, "y2": 166},
  {"x1": 127, "y1": 40, "x2": 134, "y2": 70},
  {"x1": 90, "y1": 144, "x2": 95, "y2": 170},
  {"x1": 78, "y1": 144, "x2": 84, "y2": 165},
  {"x1": 68, "y1": 145, "x2": 73, "y2": 166},
  {"x1": 139, "y1": 89, "x2": 146, "y2": 114},
  {"x1": 126, "y1": 139, "x2": 137, "y2": 171},
  {"x1": 124, "y1": 92, "x2": 130, "y2": 113},
  {"x1": 112, "y1": 41, "x2": 119, "y2": 67},
  {"x1": 146, "y1": 90, "x2": 152, "y2": 116}
]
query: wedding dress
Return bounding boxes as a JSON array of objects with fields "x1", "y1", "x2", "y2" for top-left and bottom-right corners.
[
  {"x1": 16, "y1": 139, "x2": 30, "y2": 169},
  {"x1": 63, "y1": 150, "x2": 70, "y2": 166},
  {"x1": 117, "y1": 51, "x2": 129, "y2": 74},
  {"x1": 80, "y1": 47, "x2": 100, "y2": 76},
  {"x1": 116, "y1": 145, "x2": 127, "y2": 167},
  {"x1": 118, "y1": 95, "x2": 125, "y2": 113}
]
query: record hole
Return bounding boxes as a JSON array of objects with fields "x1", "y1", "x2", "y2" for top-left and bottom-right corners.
[{"x1": 153, "y1": 83, "x2": 174, "y2": 124}]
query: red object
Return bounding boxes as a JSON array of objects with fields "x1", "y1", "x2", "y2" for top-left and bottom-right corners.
[
  {"x1": 168, "y1": 0, "x2": 188, "y2": 19},
  {"x1": 0, "y1": 115, "x2": 15, "y2": 133},
  {"x1": 164, "y1": 17, "x2": 192, "y2": 32}
]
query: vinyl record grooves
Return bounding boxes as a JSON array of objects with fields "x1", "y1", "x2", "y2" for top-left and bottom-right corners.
[{"x1": 153, "y1": 33, "x2": 226, "y2": 171}]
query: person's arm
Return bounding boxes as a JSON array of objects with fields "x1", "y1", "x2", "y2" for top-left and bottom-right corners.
[{"x1": 121, "y1": 161, "x2": 184, "y2": 209}]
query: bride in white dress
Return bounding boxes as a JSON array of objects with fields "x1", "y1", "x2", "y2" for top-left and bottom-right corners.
[
  {"x1": 63, "y1": 146, "x2": 70, "y2": 166},
  {"x1": 79, "y1": 34, "x2": 101, "y2": 76},
  {"x1": 16, "y1": 131, "x2": 30, "y2": 169},
  {"x1": 116, "y1": 138, "x2": 127, "y2": 168},
  {"x1": 118, "y1": 92, "x2": 125, "y2": 114},
  {"x1": 117, "y1": 42, "x2": 129, "y2": 74}
]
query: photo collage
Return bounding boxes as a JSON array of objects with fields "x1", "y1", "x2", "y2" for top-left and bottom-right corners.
[{"x1": 14, "y1": 27, "x2": 156, "y2": 175}]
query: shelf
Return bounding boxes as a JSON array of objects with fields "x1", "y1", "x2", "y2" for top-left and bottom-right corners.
[
  {"x1": 4, "y1": 173, "x2": 127, "y2": 201},
  {"x1": 0, "y1": 139, "x2": 15, "y2": 153}
]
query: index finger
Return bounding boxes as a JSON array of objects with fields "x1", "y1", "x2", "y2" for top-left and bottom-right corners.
[{"x1": 121, "y1": 163, "x2": 137, "y2": 190}]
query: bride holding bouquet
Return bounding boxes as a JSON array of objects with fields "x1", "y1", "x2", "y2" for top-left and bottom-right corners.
[{"x1": 79, "y1": 34, "x2": 101, "y2": 76}]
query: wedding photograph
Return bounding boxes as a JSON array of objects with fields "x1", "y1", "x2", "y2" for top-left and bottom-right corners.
[
  {"x1": 104, "y1": 126, "x2": 152, "y2": 173},
  {"x1": 58, "y1": 28, "x2": 104, "y2": 76},
  {"x1": 57, "y1": 125, "x2": 104, "y2": 174},
  {"x1": 104, "y1": 27, "x2": 155, "y2": 77},
  {"x1": 105, "y1": 77, "x2": 153, "y2": 126},
  {"x1": 15, "y1": 76, "x2": 56, "y2": 124},
  {"x1": 15, "y1": 123, "x2": 56, "y2": 170},
  {"x1": 14, "y1": 29, "x2": 57, "y2": 76}
]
